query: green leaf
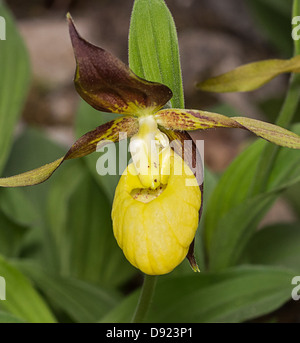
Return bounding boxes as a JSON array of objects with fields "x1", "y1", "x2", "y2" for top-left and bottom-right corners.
[
  {"x1": 197, "y1": 55, "x2": 300, "y2": 93},
  {"x1": 15, "y1": 261, "x2": 121, "y2": 323},
  {"x1": 0, "y1": 210, "x2": 28, "y2": 257},
  {"x1": 205, "y1": 140, "x2": 264, "y2": 248},
  {"x1": 242, "y1": 223, "x2": 300, "y2": 272},
  {"x1": 0, "y1": 3, "x2": 30, "y2": 174},
  {"x1": 46, "y1": 158, "x2": 86, "y2": 271},
  {"x1": 205, "y1": 123, "x2": 300, "y2": 270},
  {"x1": 266, "y1": 124, "x2": 300, "y2": 189},
  {"x1": 0, "y1": 255, "x2": 56, "y2": 323},
  {"x1": 99, "y1": 290, "x2": 140, "y2": 323},
  {"x1": 148, "y1": 266, "x2": 295, "y2": 323},
  {"x1": 208, "y1": 192, "x2": 276, "y2": 270},
  {"x1": 67, "y1": 173, "x2": 136, "y2": 287},
  {"x1": 75, "y1": 100, "x2": 129, "y2": 203},
  {"x1": 0, "y1": 310, "x2": 25, "y2": 323},
  {"x1": 284, "y1": 182, "x2": 300, "y2": 214},
  {"x1": 101, "y1": 266, "x2": 295, "y2": 323},
  {"x1": 194, "y1": 168, "x2": 218, "y2": 272},
  {"x1": 0, "y1": 187, "x2": 38, "y2": 227},
  {"x1": 0, "y1": 128, "x2": 69, "y2": 269},
  {"x1": 129, "y1": 0, "x2": 184, "y2": 109},
  {"x1": 47, "y1": 158, "x2": 136, "y2": 288}
]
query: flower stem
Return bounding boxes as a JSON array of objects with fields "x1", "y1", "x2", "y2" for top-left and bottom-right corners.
[
  {"x1": 249, "y1": 0, "x2": 300, "y2": 196},
  {"x1": 131, "y1": 274, "x2": 157, "y2": 323}
]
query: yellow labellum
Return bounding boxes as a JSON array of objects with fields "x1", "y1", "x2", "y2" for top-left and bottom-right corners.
[{"x1": 112, "y1": 150, "x2": 201, "y2": 275}]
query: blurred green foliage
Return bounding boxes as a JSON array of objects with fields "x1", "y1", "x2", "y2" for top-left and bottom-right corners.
[{"x1": 246, "y1": 0, "x2": 293, "y2": 56}]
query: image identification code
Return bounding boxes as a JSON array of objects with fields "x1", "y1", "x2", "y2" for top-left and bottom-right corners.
[{"x1": 106, "y1": 327, "x2": 192, "y2": 340}]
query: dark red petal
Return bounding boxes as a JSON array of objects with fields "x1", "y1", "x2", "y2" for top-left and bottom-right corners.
[{"x1": 67, "y1": 14, "x2": 172, "y2": 115}]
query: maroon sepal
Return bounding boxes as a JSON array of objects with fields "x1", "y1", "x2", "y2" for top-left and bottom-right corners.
[{"x1": 67, "y1": 14, "x2": 172, "y2": 115}]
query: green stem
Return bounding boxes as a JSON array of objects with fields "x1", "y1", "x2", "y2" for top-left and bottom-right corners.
[
  {"x1": 131, "y1": 274, "x2": 157, "y2": 323},
  {"x1": 249, "y1": 0, "x2": 300, "y2": 196},
  {"x1": 293, "y1": 0, "x2": 300, "y2": 55}
]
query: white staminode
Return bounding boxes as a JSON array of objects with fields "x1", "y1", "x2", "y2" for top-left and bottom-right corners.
[{"x1": 129, "y1": 115, "x2": 169, "y2": 189}]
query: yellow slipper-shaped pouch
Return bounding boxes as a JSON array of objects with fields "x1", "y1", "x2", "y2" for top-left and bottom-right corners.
[{"x1": 112, "y1": 149, "x2": 201, "y2": 275}]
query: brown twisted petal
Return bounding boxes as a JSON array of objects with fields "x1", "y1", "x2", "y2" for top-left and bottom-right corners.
[
  {"x1": 161, "y1": 128, "x2": 203, "y2": 272},
  {"x1": 161, "y1": 128, "x2": 204, "y2": 187},
  {"x1": 67, "y1": 14, "x2": 172, "y2": 116},
  {"x1": 156, "y1": 109, "x2": 300, "y2": 149},
  {"x1": 0, "y1": 116, "x2": 138, "y2": 187},
  {"x1": 156, "y1": 109, "x2": 241, "y2": 131}
]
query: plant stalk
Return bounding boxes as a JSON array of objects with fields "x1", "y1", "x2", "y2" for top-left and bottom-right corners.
[{"x1": 131, "y1": 274, "x2": 157, "y2": 323}]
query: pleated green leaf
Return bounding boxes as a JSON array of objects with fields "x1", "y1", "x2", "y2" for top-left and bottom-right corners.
[
  {"x1": 47, "y1": 159, "x2": 136, "y2": 288},
  {"x1": 243, "y1": 223, "x2": 300, "y2": 272},
  {"x1": 149, "y1": 266, "x2": 296, "y2": 323},
  {"x1": 15, "y1": 261, "x2": 121, "y2": 323},
  {"x1": 205, "y1": 123, "x2": 300, "y2": 270},
  {"x1": 0, "y1": 311, "x2": 25, "y2": 323},
  {"x1": 129, "y1": 0, "x2": 184, "y2": 108},
  {"x1": 67, "y1": 173, "x2": 136, "y2": 287},
  {"x1": 0, "y1": 187, "x2": 38, "y2": 227},
  {"x1": 101, "y1": 266, "x2": 295, "y2": 323},
  {"x1": 1, "y1": 128, "x2": 69, "y2": 268},
  {"x1": 0, "y1": 210, "x2": 28, "y2": 257},
  {"x1": 205, "y1": 140, "x2": 264, "y2": 250},
  {"x1": 197, "y1": 55, "x2": 300, "y2": 93},
  {"x1": 0, "y1": 3, "x2": 30, "y2": 173},
  {"x1": 208, "y1": 192, "x2": 276, "y2": 270},
  {"x1": 0, "y1": 255, "x2": 56, "y2": 323}
]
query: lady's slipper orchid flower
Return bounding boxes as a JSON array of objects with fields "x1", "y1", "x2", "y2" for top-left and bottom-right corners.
[{"x1": 1, "y1": 14, "x2": 300, "y2": 275}]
